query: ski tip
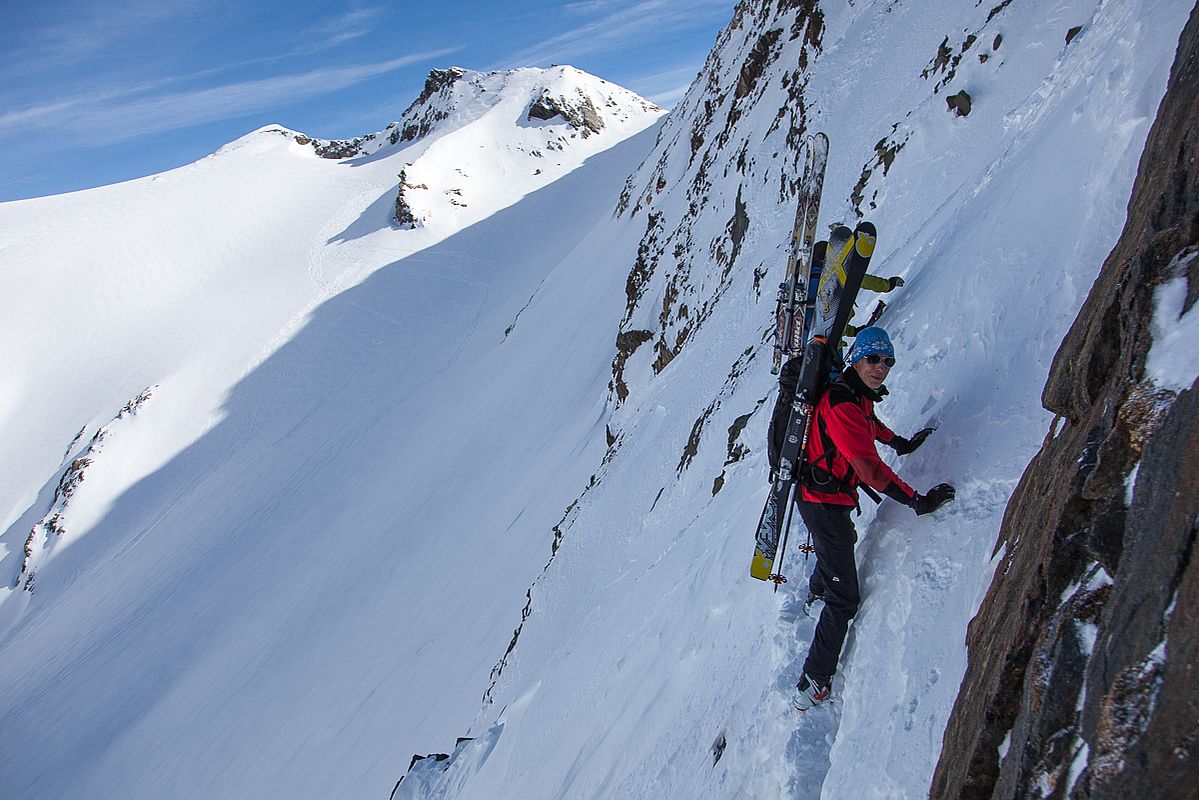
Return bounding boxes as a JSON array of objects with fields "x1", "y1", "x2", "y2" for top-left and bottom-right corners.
[
  {"x1": 750, "y1": 550, "x2": 774, "y2": 581},
  {"x1": 855, "y1": 232, "x2": 876, "y2": 258}
]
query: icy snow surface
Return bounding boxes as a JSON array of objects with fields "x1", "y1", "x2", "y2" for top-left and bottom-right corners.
[{"x1": 0, "y1": 1, "x2": 1193, "y2": 798}]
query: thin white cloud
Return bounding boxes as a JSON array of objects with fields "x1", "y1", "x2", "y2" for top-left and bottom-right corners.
[
  {"x1": 647, "y1": 82, "x2": 692, "y2": 109},
  {"x1": 303, "y1": 6, "x2": 389, "y2": 50},
  {"x1": 0, "y1": 49, "x2": 459, "y2": 145},
  {"x1": 632, "y1": 63, "x2": 704, "y2": 92},
  {"x1": 0, "y1": 71, "x2": 206, "y2": 131},
  {"x1": 561, "y1": 0, "x2": 629, "y2": 15},
  {"x1": 0, "y1": 170, "x2": 54, "y2": 191},
  {"x1": 498, "y1": 0, "x2": 731, "y2": 68},
  {"x1": 0, "y1": 63, "x2": 269, "y2": 132},
  {"x1": 16, "y1": 0, "x2": 210, "y2": 63},
  {"x1": 626, "y1": 62, "x2": 704, "y2": 108}
]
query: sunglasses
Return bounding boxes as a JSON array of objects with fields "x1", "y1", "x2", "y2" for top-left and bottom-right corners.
[{"x1": 862, "y1": 354, "x2": 896, "y2": 367}]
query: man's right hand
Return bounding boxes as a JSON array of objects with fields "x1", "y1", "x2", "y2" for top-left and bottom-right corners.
[{"x1": 913, "y1": 483, "x2": 955, "y2": 515}]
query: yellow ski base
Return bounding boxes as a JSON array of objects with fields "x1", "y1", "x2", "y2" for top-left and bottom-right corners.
[{"x1": 750, "y1": 549, "x2": 774, "y2": 581}]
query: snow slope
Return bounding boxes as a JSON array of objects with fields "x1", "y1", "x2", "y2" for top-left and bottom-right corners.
[
  {"x1": 391, "y1": 1, "x2": 1193, "y2": 798},
  {"x1": 0, "y1": 64, "x2": 661, "y2": 614},
  {"x1": 0, "y1": 68, "x2": 662, "y2": 798},
  {"x1": 0, "y1": 0, "x2": 1192, "y2": 798}
]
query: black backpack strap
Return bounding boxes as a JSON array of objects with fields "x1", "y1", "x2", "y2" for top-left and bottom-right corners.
[
  {"x1": 802, "y1": 401, "x2": 884, "y2": 508},
  {"x1": 800, "y1": 413, "x2": 853, "y2": 494}
]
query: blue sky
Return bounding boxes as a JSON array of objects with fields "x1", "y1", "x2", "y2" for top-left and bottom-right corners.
[{"x1": 0, "y1": 0, "x2": 735, "y2": 202}]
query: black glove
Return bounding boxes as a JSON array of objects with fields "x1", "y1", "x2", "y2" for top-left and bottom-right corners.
[
  {"x1": 912, "y1": 483, "x2": 955, "y2": 515},
  {"x1": 887, "y1": 276, "x2": 905, "y2": 290},
  {"x1": 890, "y1": 427, "x2": 935, "y2": 455}
]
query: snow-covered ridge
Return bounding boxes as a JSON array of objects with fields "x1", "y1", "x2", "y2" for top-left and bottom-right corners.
[
  {"x1": 285, "y1": 65, "x2": 662, "y2": 160},
  {"x1": 273, "y1": 65, "x2": 664, "y2": 234},
  {"x1": 0, "y1": 63, "x2": 662, "y2": 622}
]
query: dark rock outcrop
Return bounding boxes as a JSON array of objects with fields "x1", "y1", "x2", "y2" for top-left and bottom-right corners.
[
  {"x1": 291, "y1": 67, "x2": 468, "y2": 160},
  {"x1": 312, "y1": 137, "x2": 369, "y2": 159},
  {"x1": 947, "y1": 89, "x2": 972, "y2": 117},
  {"x1": 397, "y1": 67, "x2": 466, "y2": 144},
  {"x1": 852, "y1": 124, "x2": 909, "y2": 214},
  {"x1": 414, "y1": 67, "x2": 465, "y2": 107},
  {"x1": 526, "y1": 90, "x2": 605, "y2": 136},
  {"x1": 291, "y1": 130, "x2": 381, "y2": 160},
  {"x1": 394, "y1": 168, "x2": 424, "y2": 228},
  {"x1": 609, "y1": 328, "x2": 653, "y2": 404},
  {"x1": 734, "y1": 28, "x2": 784, "y2": 99},
  {"x1": 932, "y1": 6, "x2": 1199, "y2": 799},
  {"x1": 17, "y1": 387, "x2": 155, "y2": 592}
]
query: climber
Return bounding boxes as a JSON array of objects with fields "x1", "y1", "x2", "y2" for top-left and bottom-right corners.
[{"x1": 768, "y1": 326, "x2": 955, "y2": 711}]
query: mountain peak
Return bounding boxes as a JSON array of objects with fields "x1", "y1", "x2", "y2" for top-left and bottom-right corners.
[
  {"x1": 414, "y1": 66, "x2": 469, "y2": 106},
  {"x1": 288, "y1": 65, "x2": 661, "y2": 161}
]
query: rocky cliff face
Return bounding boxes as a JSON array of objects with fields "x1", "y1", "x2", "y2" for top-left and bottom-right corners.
[{"x1": 932, "y1": 6, "x2": 1199, "y2": 799}]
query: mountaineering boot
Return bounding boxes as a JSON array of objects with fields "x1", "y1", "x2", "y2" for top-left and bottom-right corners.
[{"x1": 793, "y1": 673, "x2": 831, "y2": 712}]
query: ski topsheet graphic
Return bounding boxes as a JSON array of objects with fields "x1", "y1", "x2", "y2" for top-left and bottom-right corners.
[
  {"x1": 772, "y1": 133, "x2": 829, "y2": 374},
  {"x1": 752, "y1": 221, "x2": 876, "y2": 583}
]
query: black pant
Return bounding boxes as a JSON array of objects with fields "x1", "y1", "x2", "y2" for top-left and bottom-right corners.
[{"x1": 797, "y1": 501, "x2": 860, "y2": 683}]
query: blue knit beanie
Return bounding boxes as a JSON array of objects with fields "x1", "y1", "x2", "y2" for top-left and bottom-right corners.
[{"x1": 847, "y1": 326, "x2": 894, "y2": 365}]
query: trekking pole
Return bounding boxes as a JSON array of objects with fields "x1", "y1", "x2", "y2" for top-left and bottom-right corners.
[{"x1": 770, "y1": 482, "x2": 796, "y2": 590}]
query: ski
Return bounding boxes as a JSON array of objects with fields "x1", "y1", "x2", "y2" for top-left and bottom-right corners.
[
  {"x1": 772, "y1": 133, "x2": 829, "y2": 374},
  {"x1": 752, "y1": 221, "x2": 877, "y2": 583},
  {"x1": 800, "y1": 239, "x2": 828, "y2": 340},
  {"x1": 815, "y1": 224, "x2": 856, "y2": 338},
  {"x1": 822, "y1": 221, "x2": 875, "y2": 367},
  {"x1": 771, "y1": 142, "x2": 812, "y2": 374}
]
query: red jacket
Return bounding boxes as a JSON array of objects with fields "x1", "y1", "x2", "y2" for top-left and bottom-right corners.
[{"x1": 800, "y1": 371, "x2": 916, "y2": 507}]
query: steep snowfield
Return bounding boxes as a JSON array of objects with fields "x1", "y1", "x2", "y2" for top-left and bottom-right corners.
[
  {"x1": 0, "y1": 65, "x2": 661, "y2": 616},
  {"x1": 0, "y1": 1, "x2": 1192, "y2": 799},
  {"x1": 0, "y1": 68, "x2": 662, "y2": 798}
]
